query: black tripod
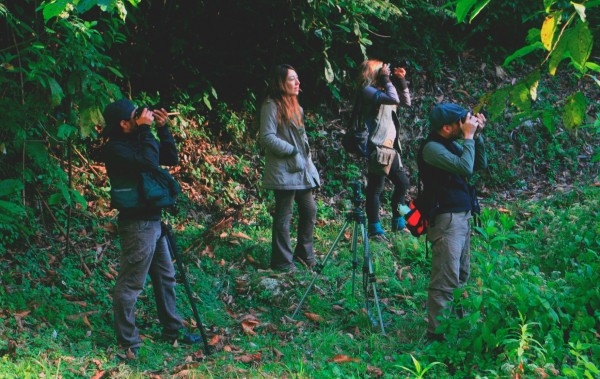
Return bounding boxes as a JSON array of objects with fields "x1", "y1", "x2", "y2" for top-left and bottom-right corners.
[
  {"x1": 291, "y1": 182, "x2": 386, "y2": 334},
  {"x1": 161, "y1": 221, "x2": 211, "y2": 355}
]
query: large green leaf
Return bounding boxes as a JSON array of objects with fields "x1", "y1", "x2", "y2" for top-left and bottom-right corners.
[
  {"x1": 456, "y1": 0, "x2": 478, "y2": 23},
  {"x1": 47, "y1": 77, "x2": 65, "y2": 107},
  {"x1": 58, "y1": 123, "x2": 78, "y2": 140},
  {"x1": 548, "y1": 36, "x2": 568, "y2": 75},
  {"x1": 509, "y1": 83, "x2": 531, "y2": 111},
  {"x1": 568, "y1": 21, "x2": 592, "y2": 68},
  {"x1": 562, "y1": 91, "x2": 586, "y2": 129},
  {"x1": 0, "y1": 179, "x2": 23, "y2": 198},
  {"x1": 504, "y1": 42, "x2": 544, "y2": 67},
  {"x1": 41, "y1": 0, "x2": 69, "y2": 22},
  {"x1": 485, "y1": 88, "x2": 510, "y2": 120}
]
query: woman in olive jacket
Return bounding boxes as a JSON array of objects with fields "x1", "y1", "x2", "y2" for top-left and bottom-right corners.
[{"x1": 259, "y1": 64, "x2": 320, "y2": 272}]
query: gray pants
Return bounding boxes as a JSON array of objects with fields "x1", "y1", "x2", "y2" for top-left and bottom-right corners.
[
  {"x1": 271, "y1": 189, "x2": 317, "y2": 270},
  {"x1": 114, "y1": 219, "x2": 184, "y2": 348},
  {"x1": 426, "y1": 211, "x2": 471, "y2": 334}
]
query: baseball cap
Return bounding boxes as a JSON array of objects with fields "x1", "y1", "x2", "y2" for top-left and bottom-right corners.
[
  {"x1": 429, "y1": 103, "x2": 469, "y2": 131},
  {"x1": 102, "y1": 98, "x2": 136, "y2": 136}
]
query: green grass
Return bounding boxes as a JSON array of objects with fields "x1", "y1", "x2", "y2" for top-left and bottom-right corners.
[{"x1": 0, "y1": 187, "x2": 598, "y2": 378}]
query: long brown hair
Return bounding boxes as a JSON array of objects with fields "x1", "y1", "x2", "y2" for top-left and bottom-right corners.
[{"x1": 267, "y1": 64, "x2": 302, "y2": 126}]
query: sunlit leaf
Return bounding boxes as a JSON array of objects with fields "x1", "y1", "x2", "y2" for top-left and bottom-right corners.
[
  {"x1": 544, "y1": 0, "x2": 558, "y2": 12},
  {"x1": 541, "y1": 13, "x2": 558, "y2": 51},
  {"x1": 562, "y1": 91, "x2": 586, "y2": 129},
  {"x1": 571, "y1": 2, "x2": 586, "y2": 22},
  {"x1": 468, "y1": 0, "x2": 491, "y2": 23},
  {"x1": 324, "y1": 58, "x2": 335, "y2": 83}
]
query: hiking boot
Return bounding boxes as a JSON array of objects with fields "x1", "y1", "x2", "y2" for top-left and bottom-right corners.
[
  {"x1": 391, "y1": 216, "x2": 406, "y2": 232},
  {"x1": 369, "y1": 233, "x2": 389, "y2": 243},
  {"x1": 293, "y1": 256, "x2": 317, "y2": 269},
  {"x1": 271, "y1": 264, "x2": 298, "y2": 273}
]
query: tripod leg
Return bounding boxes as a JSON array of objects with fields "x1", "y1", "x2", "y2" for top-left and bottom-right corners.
[
  {"x1": 161, "y1": 222, "x2": 211, "y2": 355},
  {"x1": 360, "y1": 223, "x2": 386, "y2": 335},
  {"x1": 292, "y1": 219, "x2": 351, "y2": 319},
  {"x1": 351, "y1": 221, "x2": 360, "y2": 296}
]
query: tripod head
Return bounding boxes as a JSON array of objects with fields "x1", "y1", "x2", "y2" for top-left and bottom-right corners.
[{"x1": 350, "y1": 180, "x2": 365, "y2": 208}]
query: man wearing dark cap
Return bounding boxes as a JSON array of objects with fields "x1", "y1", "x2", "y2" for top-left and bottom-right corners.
[
  {"x1": 419, "y1": 102, "x2": 487, "y2": 342},
  {"x1": 100, "y1": 98, "x2": 201, "y2": 358}
]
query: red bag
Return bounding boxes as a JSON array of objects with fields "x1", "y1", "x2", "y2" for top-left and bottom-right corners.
[{"x1": 404, "y1": 200, "x2": 429, "y2": 237}]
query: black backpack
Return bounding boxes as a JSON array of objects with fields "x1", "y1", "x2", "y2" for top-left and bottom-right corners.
[{"x1": 341, "y1": 95, "x2": 369, "y2": 157}]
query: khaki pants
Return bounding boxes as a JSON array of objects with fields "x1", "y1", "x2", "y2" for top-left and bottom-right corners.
[
  {"x1": 113, "y1": 219, "x2": 184, "y2": 348},
  {"x1": 426, "y1": 211, "x2": 471, "y2": 334}
]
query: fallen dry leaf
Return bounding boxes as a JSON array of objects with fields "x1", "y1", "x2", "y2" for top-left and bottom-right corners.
[
  {"x1": 272, "y1": 348, "x2": 284, "y2": 362},
  {"x1": 241, "y1": 319, "x2": 260, "y2": 335},
  {"x1": 231, "y1": 231, "x2": 252, "y2": 240},
  {"x1": 235, "y1": 353, "x2": 262, "y2": 364},
  {"x1": 367, "y1": 365, "x2": 384, "y2": 377},
  {"x1": 327, "y1": 354, "x2": 359, "y2": 363},
  {"x1": 90, "y1": 370, "x2": 105, "y2": 379},
  {"x1": 209, "y1": 335, "x2": 221, "y2": 346},
  {"x1": 304, "y1": 312, "x2": 324, "y2": 323}
]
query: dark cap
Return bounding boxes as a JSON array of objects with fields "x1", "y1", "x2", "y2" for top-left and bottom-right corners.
[
  {"x1": 429, "y1": 103, "x2": 469, "y2": 131},
  {"x1": 102, "y1": 98, "x2": 136, "y2": 136}
]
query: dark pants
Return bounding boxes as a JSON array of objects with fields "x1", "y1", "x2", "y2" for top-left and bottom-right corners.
[
  {"x1": 366, "y1": 154, "x2": 410, "y2": 224},
  {"x1": 271, "y1": 189, "x2": 317, "y2": 270},
  {"x1": 113, "y1": 219, "x2": 184, "y2": 348}
]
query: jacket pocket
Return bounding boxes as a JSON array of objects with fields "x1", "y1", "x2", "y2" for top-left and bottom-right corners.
[{"x1": 286, "y1": 153, "x2": 306, "y2": 173}]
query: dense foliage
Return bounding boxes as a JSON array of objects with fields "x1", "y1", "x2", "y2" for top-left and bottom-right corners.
[{"x1": 0, "y1": 0, "x2": 599, "y2": 377}]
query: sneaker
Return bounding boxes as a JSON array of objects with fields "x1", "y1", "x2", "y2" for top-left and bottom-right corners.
[
  {"x1": 163, "y1": 331, "x2": 203, "y2": 345},
  {"x1": 180, "y1": 332, "x2": 203, "y2": 344}
]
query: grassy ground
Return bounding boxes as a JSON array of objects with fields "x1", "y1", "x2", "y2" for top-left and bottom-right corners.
[{"x1": 1, "y1": 186, "x2": 598, "y2": 378}]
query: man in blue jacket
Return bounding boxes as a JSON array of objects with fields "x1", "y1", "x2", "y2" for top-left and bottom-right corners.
[
  {"x1": 420, "y1": 103, "x2": 487, "y2": 342},
  {"x1": 101, "y1": 99, "x2": 200, "y2": 358}
]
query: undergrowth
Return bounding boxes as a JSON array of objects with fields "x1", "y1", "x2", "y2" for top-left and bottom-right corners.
[{"x1": 0, "y1": 186, "x2": 598, "y2": 378}]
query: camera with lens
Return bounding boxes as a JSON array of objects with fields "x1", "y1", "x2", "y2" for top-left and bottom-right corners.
[
  {"x1": 134, "y1": 105, "x2": 149, "y2": 120},
  {"x1": 350, "y1": 181, "x2": 364, "y2": 206}
]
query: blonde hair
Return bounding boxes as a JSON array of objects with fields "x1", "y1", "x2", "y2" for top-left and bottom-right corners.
[
  {"x1": 267, "y1": 64, "x2": 302, "y2": 126},
  {"x1": 356, "y1": 59, "x2": 384, "y2": 89}
]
